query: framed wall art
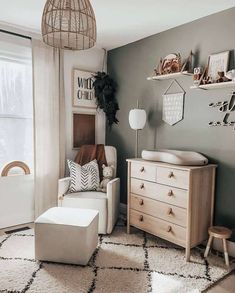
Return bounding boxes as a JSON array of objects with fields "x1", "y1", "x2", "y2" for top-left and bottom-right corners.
[
  {"x1": 207, "y1": 51, "x2": 230, "y2": 83},
  {"x1": 72, "y1": 111, "x2": 96, "y2": 149},
  {"x1": 72, "y1": 69, "x2": 96, "y2": 108}
]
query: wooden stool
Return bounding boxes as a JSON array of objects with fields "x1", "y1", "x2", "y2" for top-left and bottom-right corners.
[{"x1": 204, "y1": 226, "x2": 232, "y2": 267}]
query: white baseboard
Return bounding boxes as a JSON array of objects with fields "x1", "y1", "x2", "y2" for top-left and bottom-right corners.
[{"x1": 120, "y1": 203, "x2": 127, "y2": 215}]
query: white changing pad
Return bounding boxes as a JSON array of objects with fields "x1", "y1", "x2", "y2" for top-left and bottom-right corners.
[{"x1": 141, "y1": 149, "x2": 208, "y2": 166}]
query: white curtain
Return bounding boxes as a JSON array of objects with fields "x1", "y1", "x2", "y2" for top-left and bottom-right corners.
[
  {"x1": 0, "y1": 32, "x2": 34, "y2": 228},
  {"x1": 32, "y1": 40, "x2": 65, "y2": 218}
]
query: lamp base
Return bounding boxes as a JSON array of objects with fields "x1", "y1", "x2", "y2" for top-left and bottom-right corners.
[{"x1": 135, "y1": 129, "x2": 139, "y2": 158}]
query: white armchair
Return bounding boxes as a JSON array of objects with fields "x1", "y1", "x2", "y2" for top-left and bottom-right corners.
[{"x1": 58, "y1": 146, "x2": 120, "y2": 234}]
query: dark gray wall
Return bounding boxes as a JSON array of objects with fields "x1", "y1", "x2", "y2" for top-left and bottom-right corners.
[{"x1": 107, "y1": 8, "x2": 235, "y2": 240}]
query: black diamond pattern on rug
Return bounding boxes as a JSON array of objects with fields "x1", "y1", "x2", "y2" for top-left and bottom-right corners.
[{"x1": 0, "y1": 219, "x2": 234, "y2": 293}]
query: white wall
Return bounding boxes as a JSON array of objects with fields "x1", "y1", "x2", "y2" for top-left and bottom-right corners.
[{"x1": 63, "y1": 47, "x2": 106, "y2": 162}]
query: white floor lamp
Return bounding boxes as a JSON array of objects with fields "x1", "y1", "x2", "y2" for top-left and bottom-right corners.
[{"x1": 129, "y1": 101, "x2": 147, "y2": 158}]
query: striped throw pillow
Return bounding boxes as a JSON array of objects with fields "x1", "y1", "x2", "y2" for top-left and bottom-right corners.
[{"x1": 67, "y1": 159, "x2": 100, "y2": 193}]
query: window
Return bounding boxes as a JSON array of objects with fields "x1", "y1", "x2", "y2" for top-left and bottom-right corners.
[{"x1": 0, "y1": 33, "x2": 33, "y2": 175}]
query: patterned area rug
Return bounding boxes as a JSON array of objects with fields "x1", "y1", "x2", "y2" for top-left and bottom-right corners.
[{"x1": 0, "y1": 220, "x2": 234, "y2": 293}]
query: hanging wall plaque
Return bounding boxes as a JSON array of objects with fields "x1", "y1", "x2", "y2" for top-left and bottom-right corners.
[{"x1": 162, "y1": 79, "x2": 185, "y2": 126}]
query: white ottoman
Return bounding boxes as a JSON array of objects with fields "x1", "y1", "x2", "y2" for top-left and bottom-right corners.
[{"x1": 35, "y1": 207, "x2": 99, "y2": 265}]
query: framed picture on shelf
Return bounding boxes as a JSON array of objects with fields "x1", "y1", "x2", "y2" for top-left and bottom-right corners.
[
  {"x1": 207, "y1": 51, "x2": 230, "y2": 82},
  {"x1": 72, "y1": 69, "x2": 96, "y2": 108},
  {"x1": 72, "y1": 111, "x2": 96, "y2": 149}
]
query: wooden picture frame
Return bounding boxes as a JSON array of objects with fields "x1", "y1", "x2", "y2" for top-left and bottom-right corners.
[
  {"x1": 72, "y1": 68, "x2": 96, "y2": 109},
  {"x1": 206, "y1": 51, "x2": 230, "y2": 83},
  {"x1": 72, "y1": 111, "x2": 96, "y2": 149}
]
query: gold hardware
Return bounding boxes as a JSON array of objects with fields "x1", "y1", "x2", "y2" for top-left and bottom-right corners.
[
  {"x1": 139, "y1": 215, "x2": 144, "y2": 222},
  {"x1": 167, "y1": 226, "x2": 172, "y2": 232},
  {"x1": 168, "y1": 190, "x2": 173, "y2": 196},
  {"x1": 140, "y1": 183, "x2": 145, "y2": 189},
  {"x1": 139, "y1": 199, "x2": 144, "y2": 206},
  {"x1": 168, "y1": 171, "x2": 174, "y2": 178}
]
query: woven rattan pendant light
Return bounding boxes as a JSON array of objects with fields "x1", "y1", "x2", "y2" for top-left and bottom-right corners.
[{"x1": 42, "y1": 0, "x2": 96, "y2": 50}]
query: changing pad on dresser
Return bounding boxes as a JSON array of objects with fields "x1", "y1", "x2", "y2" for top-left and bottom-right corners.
[{"x1": 141, "y1": 149, "x2": 208, "y2": 166}]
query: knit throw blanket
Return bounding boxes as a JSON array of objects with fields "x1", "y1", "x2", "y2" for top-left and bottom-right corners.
[{"x1": 74, "y1": 144, "x2": 107, "y2": 180}]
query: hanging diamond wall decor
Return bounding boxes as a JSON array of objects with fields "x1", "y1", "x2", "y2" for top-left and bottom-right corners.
[{"x1": 162, "y1": 80, "x2": 185, "y2": 126}]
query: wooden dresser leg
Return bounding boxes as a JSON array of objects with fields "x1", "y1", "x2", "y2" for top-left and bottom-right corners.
[
  {"x1": 223, "y1": 239, "x2": 229, "y2": 267},
  {"x1": 204, "y1": 235, "x2": 213, "y2": 258},
  {"x1": 127, "y1": 224, "x2": 130, "y2": 234},
  {"x1": 186, "y1": 246, "x2": 191, "y2": 262}
]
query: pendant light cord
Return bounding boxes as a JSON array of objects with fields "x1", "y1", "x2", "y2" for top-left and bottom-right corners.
[{"x1": 102, "y1": 48, "x2": 107, "y2": 72}]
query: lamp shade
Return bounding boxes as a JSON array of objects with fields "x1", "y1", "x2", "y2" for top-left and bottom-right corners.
[
  {"x1": 42, "y1": 0, "x2": 96, "y2": 50},
  {"x1": 129, "y1": 109, "x2": 147, "y2": 130}
]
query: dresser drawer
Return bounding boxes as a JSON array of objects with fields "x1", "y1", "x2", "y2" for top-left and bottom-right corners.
[
  {"x1": 130, "y1": 209, "x2": 186, "y2": 247},
  {"x1": 156, "y1": 167, "x2": 189, "y2": 189},
  {"x1": 130, "y1": 194, "x2": 187, "y2": 227},
  {"x1": 130, "y1": 178, "x2": 188, "y2": 208},
  {"x1": 131, "y1": 162, "x2": 156, "y2": 182}
]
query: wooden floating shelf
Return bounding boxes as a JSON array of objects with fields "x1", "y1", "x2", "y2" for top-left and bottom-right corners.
[
  {"x1": 190, "y1": 81, "x2": 235, "y2": 90},
  {"x1": 147, "y1": 71, "x2": 193, "y2": 81}
]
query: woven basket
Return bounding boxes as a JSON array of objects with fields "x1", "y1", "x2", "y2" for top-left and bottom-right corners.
[{"x1": 42, "y1": 0, "x2": 97, "y2": 50}]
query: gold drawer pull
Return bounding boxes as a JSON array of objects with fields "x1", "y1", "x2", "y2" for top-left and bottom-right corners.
[
  {"x1": 167, "y1": 208, "x2": 173, "y2": 215},
  {"x1": 140, "y1": 183, "x2": 145, "y2": 189},
  {"x1": 168, "y1": 190, "x2": 173, "y2": 196},
  {"x1": 139, "y1": 199, "x2": 144, "y2": 206},
  {"x1": 167, "y1": 226, "x2": 172, "y2": 233},
  {"x1": 168, "y1": 171, "x2": 174, "y2": 178},
  {"x1": 139, "y1": 215, "x2": 144, "y2": 222},
  {"x1": 140, "y1": 167, "x2": 145, "y2": 172}
]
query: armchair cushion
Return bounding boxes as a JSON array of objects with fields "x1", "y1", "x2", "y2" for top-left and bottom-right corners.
[
  {"x1": 64, "y1": 191, "x2": 107, "y2": 199},
  {"x1": 62, "y1": 191, "x2": 107, "y2": 234},
  {"x1": 59, "y1": 178, "x2": 120, "y2": 234},
  {"x1": 67, "y1": 159, "x2": 100, "y2": 193}
]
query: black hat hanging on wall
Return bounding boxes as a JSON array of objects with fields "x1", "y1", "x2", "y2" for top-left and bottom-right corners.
[{"x1": 162, "y1": 79, "x2": 185, "y2": 126}]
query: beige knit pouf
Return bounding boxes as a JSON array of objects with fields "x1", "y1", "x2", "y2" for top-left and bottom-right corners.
[{"x1": 35, "y1": 207, "x2": 99, "y2": 265}]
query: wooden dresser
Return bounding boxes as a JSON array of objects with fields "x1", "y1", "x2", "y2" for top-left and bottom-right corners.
[{"x1": 127, "y1": 159, "x2": 216, "y2": 261}]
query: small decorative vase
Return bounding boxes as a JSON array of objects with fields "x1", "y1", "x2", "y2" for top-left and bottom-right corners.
[{"x1": 226, "y1": 70, "x2": 235, "y2": 82}]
